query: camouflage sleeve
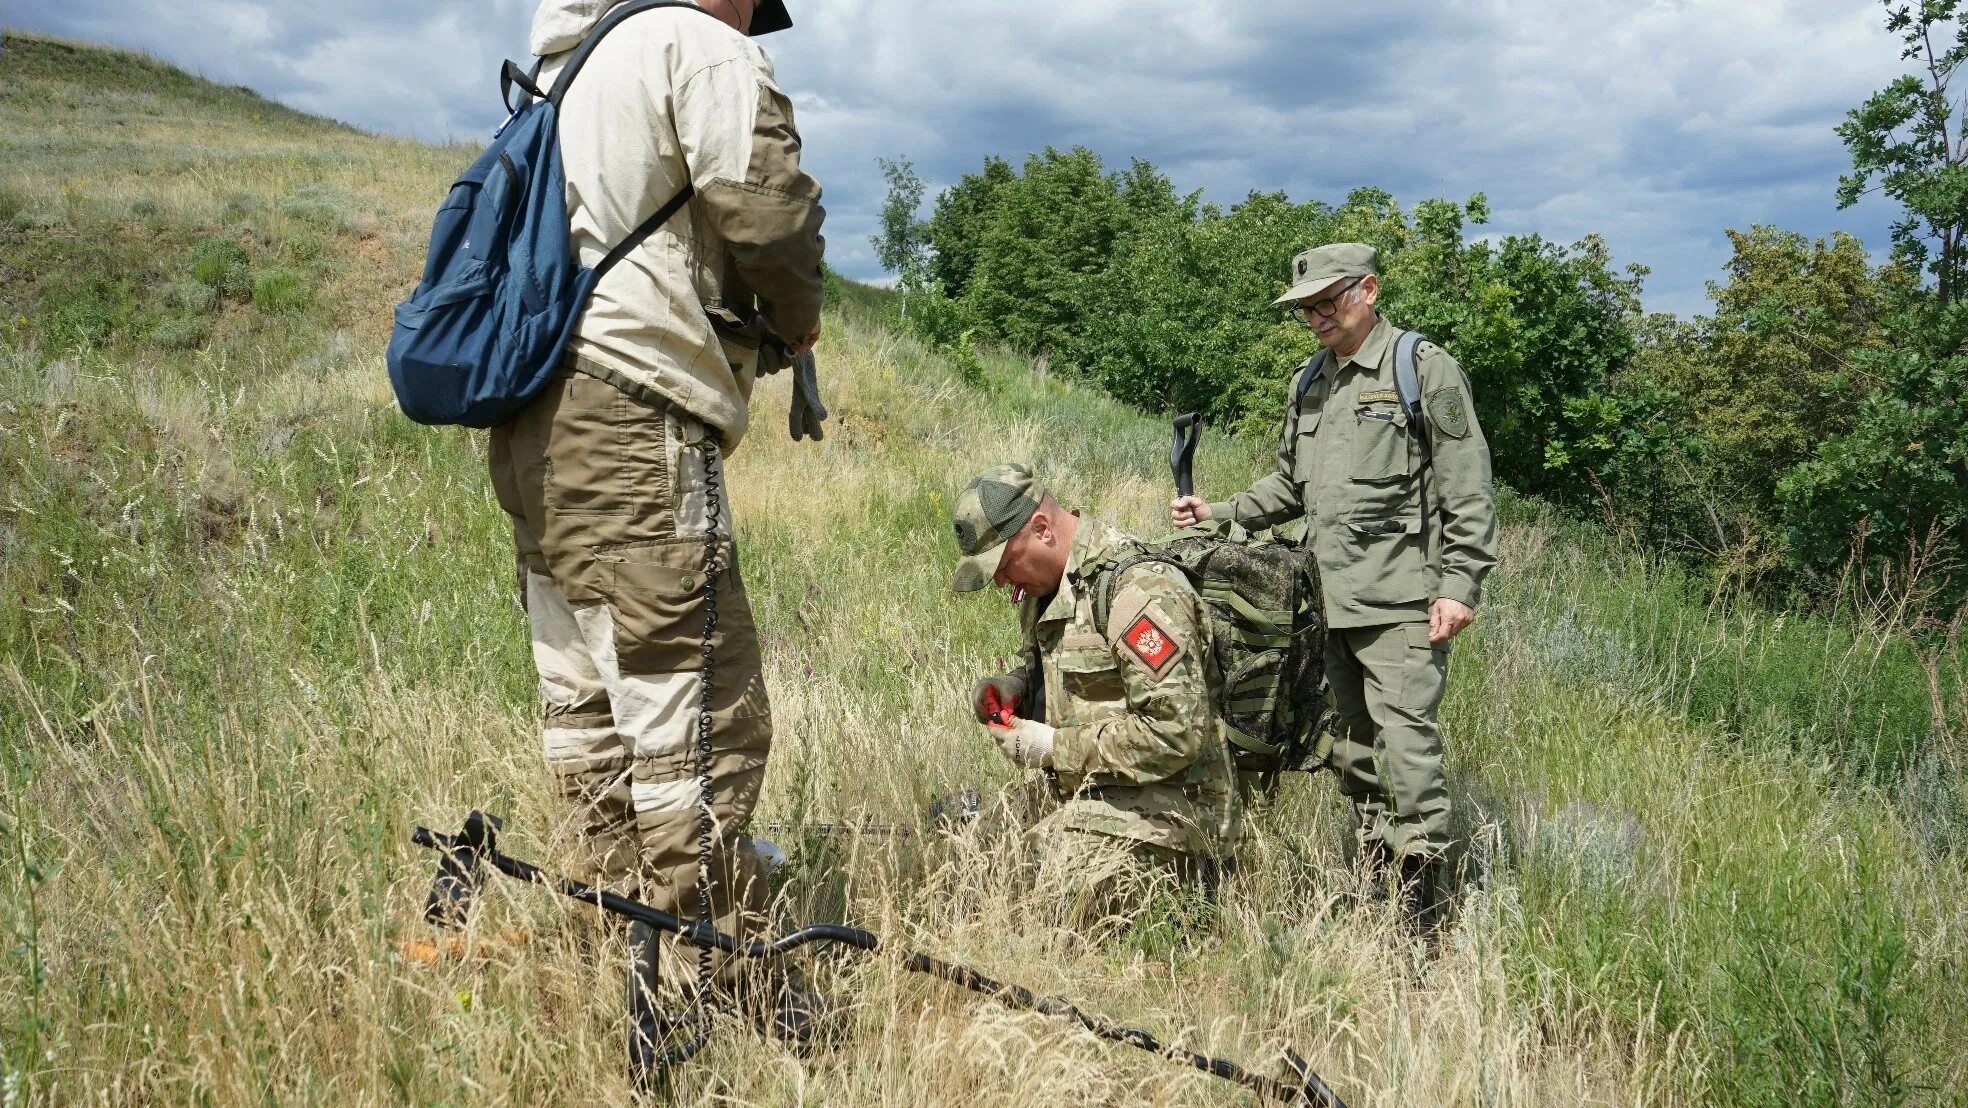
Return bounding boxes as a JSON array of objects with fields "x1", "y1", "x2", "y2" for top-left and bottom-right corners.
[
  {"x1": 1207, "y1": 363, "x2": 1308, "y2": 529},
  {"x1": 1050, "y1": 565, "x2": 1216, "y2": 785},
  {"x1": 675, "y1": 58, "x2": 827, "y2": 344},
  {"x1": 1420, "y1": 346, "x2": 1497, "y2": 608}
]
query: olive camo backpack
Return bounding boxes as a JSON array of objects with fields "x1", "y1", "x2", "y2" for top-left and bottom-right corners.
[{"x1": 1091, "y1": 526, "x2": 1328, "y2": 780}]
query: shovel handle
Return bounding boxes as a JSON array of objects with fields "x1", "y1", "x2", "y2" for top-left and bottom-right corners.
[{"x1": 1171, "y1": 412, "x2": 1202, "y2": 498}]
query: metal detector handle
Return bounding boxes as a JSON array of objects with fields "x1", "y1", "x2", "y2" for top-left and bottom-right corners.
[{"x1": 1171, "y1": 412, "x2": 1202, "y2": 497}]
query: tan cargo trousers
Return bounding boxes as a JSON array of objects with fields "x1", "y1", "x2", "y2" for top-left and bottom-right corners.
[
  {"x1": 1326, "y1": 622, "x2": 1452, "y2": 859},
  {"x1": 488, "y1": 364, "x2": 771, "y2": 986}
]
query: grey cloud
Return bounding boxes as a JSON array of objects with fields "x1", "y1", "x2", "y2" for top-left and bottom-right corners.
[{"x1": 10, "y1": 0, "x2": 1915, "y2": 316}]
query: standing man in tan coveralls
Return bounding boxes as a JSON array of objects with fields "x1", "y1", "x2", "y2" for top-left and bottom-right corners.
[
  {"x1": 1172, "y1": 244, "x2": 1497, "y2": 935},
  {"x1": 486, "y1": 0, "x2": 826, "y2": 1047}
]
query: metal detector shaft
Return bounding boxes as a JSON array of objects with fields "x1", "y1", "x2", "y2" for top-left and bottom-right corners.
[{"x1": 411, "y1": 822, "x2": 1344, "y2": 1108}]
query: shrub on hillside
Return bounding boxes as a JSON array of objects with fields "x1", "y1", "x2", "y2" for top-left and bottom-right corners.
[
  {"x1": 44, "y1": 274, "x2": 133, "y2": 349},
  {"x1": 189, "y1": 237, "x2": 252, "y2": 300},
  {"x1": 250, "y1": 268, "x2": 313, "y2": 315},
  {"x1": 150, "y1": 316, "x2": 209, "y2": 350},
  {"x1": 0, "y1": 184, "x2": 27, "y2": 224},
  {"x1": 280, "y1": 185, "x2": 375, "y2": 237}
]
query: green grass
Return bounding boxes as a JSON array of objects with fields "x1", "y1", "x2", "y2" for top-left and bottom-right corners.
[{"x1": 1, "y1": 30, "x2": 1965, "y2": 1107}]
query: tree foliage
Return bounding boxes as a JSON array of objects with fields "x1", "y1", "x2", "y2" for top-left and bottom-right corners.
[
  {"x1": 870, "y1": 157, "x2": 929, "y2": 285},
  {"x1": 865, "y1": 2, "x2": 1968, "y2": 617}
]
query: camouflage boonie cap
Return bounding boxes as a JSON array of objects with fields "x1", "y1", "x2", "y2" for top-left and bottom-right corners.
[
  {"x1": 949, "y1": 463, "x2": 1047, "y2": 593},
  {"x1": 1274, "y1": 242, "x2": 1378, "y2": 305}
]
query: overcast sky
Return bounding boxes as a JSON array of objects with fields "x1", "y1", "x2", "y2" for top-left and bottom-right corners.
[{"x1": 7, "y1": 0, "x2": 1910, "y2": 317}]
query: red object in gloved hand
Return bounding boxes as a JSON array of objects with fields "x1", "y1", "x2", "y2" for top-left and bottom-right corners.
[{"x1": 981, "y1": 686, "x2": 1017, "y2": 728}]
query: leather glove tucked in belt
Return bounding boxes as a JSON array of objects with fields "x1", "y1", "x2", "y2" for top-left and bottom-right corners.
[
  {"x1": 987, "y1": 716, "x2": 1054, "y2": 768},
  {"x1": 789, "y1": 349, "x2": 827, "y2": 441},
  {"x1": 970, "y1": 673, "x2": 1028, "y2": 724}
]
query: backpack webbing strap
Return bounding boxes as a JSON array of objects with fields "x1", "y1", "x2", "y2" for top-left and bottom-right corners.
[
  {"x1": 501, "y1": 61, "x2": 548, "y2": 113},
  {"x1": 1224, "y1": 725, "x2": 1285, "y2": 760},
  {"x1": 546, "y1": 0, "x2": 716, "y2": 109},
  {"x1": 1392, "y1": 329, "x2": 1430, "y2": 456},
  {"x1": 1088, "y1": 549, "x2": 1176, "y2": 634},
  {"x1": 592, "y1": 183, "x2": 696, "y2": 284},
  {"x1": 538, "y1": 0, "x2": 709, "y2": 287},
  {"x1": 1291, "y1": 350, "x2": 1331, "y2": 411}
]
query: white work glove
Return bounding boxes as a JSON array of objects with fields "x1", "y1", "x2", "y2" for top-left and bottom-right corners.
[{"x1": 988, "y1": 717, "x2": 1055, "y2": 768}]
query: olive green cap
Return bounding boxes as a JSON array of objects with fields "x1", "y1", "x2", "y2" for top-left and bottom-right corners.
[
  {"x1": 949, "y1": 463, "x2": 1046, "y2": 593},
  {"x1": 1273, "y1": 242, "x2": 1378, "y2": 305}
]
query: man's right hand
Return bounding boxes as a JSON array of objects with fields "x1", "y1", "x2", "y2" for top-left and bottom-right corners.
[
  {"x1": 1170, "y1": 496, "x2": 1213, "y2": 529},
  {"x1": 970, "y1": 673, "x2": 1027, "y2": 724}
]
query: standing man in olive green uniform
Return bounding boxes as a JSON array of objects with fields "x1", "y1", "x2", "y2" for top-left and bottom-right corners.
[
  {"x1": 952, "y1": 464, "x2": 1241, "y2": 925},
  {"x1": 1171, "y1": 244, "x2": 1497, "y2": 934}
]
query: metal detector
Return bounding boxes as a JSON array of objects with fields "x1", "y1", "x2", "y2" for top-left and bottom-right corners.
[{"x1": 411, "y1": 812, "x2": 1346, "y2": 1106}]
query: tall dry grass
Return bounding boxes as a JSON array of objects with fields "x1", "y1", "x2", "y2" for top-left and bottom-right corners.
[{"x1": 3, "y1": 30, "x2": 1965, "y2": 1108}]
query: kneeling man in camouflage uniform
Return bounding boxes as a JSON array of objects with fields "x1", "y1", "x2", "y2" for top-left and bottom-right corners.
[
  {"x1": 1172, "y1": 243, "x2": 1497, "y2": 934},
  {"x1": 951, "y1": 464, "x2": 1240, "y2": 923}
]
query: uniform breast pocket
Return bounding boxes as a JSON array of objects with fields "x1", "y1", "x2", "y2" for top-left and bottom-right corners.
[
  {"x1": 1352, "y1": 405, "x2": 1413, "y2": 482},
  {"x1": 1290, "y1": 412, "x2": 1322, "y2": 482},
  {"x1": 1055, "y1": 634, "x2": 1126, "y2": 711}
]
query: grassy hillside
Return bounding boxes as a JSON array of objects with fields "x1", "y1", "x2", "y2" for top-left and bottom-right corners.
[{"x1": 3, "y1": 31, "x2": 1966, "y2": 1106}]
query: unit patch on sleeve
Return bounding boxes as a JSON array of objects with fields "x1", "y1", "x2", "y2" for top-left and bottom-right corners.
[
  {"x1": 1121, "y1": 610, "x2": 1184, "y2": 679},
  {"x1": 1427, "y1": 386, "x2": 1471, "y2": 439}
]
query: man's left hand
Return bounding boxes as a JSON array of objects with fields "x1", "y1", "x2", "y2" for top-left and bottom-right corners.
[
  {"x1": 986, "y1": 715, "x2": 1055, "y2": 768},
  {"x1": 1429, "y1": 597, "x2": 1475, "y2": 645}
]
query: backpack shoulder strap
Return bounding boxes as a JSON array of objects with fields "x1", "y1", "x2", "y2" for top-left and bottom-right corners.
[
  {"x1": 546, "y1": 0, "x2": 717, "y2": 108},
  {"x1": 1089, "y1": 549, "x2": 1179, "y2": 635},
  {"x1": 540, "y1": 0, "x2": 713, "y2": 283},
  {"x1": 1291, "y1": 349, "x2": 1332, "y2": 410},
  {"x1": 1392, "y1": 330, "x2": 1430, "y2": 454}
]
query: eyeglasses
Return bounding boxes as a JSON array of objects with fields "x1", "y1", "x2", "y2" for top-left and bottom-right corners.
[{"x1": 1288, "y1": 277, "x2": 1364, "y2": 324}]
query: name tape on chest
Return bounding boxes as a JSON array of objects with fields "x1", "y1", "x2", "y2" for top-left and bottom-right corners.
[
  {"x1": 1357, "y1": 389, "x2": 1399, "y2": 406},
  {"x1": 1121, "y1": 610, "x2": 1184, "y2": 679}
]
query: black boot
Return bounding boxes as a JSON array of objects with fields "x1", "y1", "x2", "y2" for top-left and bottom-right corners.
[
  {"x1": 1396, "y1": 855, "x2": 1448, "y2": 940},
  {"x1": 1356, "y1": 839, "x2": 1395, "y2": 906}
]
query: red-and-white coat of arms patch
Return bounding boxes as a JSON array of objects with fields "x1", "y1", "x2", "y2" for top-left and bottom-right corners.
[{"x1": 1122, "y1": 611, "x2": 1182, "y2": 676}]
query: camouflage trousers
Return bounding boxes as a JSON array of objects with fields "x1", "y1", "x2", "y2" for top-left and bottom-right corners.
[
  {"x1": 1326, "y1": 621, "x2": 1451, "y2": 859},
  {"x1": 488, "y1": 362, "x2": 772, "y2": 989},
  {"x1": 1032, "y1": 828, "x2": 1227, "y2": 935}
]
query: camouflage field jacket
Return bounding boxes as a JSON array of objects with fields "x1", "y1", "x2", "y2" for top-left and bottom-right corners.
[{"x1": 1014, "y1": 517, "x2": 1240, "y2": 858}]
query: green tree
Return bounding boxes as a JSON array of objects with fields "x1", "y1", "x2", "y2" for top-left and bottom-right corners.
[
  {"x1": 924, "y1": 156, "x2": 1015, "y2": 299},
  {"x1": 1781, "y1": 1, "x2": 1968, "y2": 611},
  {"x1": 871, "y1": 157, "x2": 930, "y2": 284},
  {"x1": 962, "y1": 147, "x2": 1130, "y2": 357},
  {"x1": 1687, "y1": 228, "x2": 1887, "y2": 476},
  {"x1": 1837, "y1": 0, "x2": 1968, "y2": 307}
]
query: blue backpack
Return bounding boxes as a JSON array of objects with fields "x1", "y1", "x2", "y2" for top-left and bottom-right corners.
[{"x1": 387, "y1": 0, "x2": 708, "y2": 427}]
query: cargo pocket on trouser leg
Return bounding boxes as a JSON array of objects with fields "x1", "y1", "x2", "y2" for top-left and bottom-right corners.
[
  {"x1": 592, "y1": 532, "x2": 772, "y2": 983},
  {"x1": 1324, "y1": 631, "x2": 1379, "y2": 802},
  {"x1": 1385, "y1": 622, "x2": 1451, "y2": 856},
  {"x1": 526, "y1": 570, "x2": 637, "y2": 894},
  {"x1": 669, "y1": 416, "x2": 732, "y2": 539}
]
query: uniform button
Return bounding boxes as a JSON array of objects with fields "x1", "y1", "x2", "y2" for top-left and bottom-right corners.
[{"x1": 681, "y1": 574, "x2": 696, "y2": 590}]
